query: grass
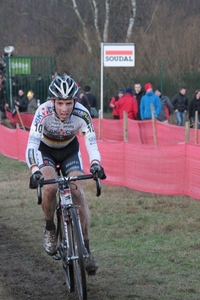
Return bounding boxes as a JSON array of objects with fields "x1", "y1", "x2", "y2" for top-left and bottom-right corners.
[{"x1": 1, "y1": 154, "x2": 200, "y2": 299}]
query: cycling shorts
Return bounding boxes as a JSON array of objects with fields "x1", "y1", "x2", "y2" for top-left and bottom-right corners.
[{"x1": 37, "y1": 136, "x2": 84, "y2": 175}]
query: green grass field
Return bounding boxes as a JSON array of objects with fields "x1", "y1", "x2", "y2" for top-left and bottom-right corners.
[{"x1": 1, "y1": 154, "x2": 200, "y2": 300}]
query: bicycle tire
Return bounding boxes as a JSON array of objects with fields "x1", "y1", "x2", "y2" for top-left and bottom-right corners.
[
  {"x1": 57, "y1": 205, "x2": 75, "y2": 292},
  {"x1": 69, "y1": 206, "x2": 87, "y2": 300}
]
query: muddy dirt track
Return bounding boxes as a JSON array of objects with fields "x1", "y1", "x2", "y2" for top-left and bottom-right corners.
[
  {"x1": 0, "y1": 157, "x2": 129, "y2": 300},
  {"x1": 0, "y1": 189, "x2": 114, "y2": 300},
  {"x1": 0, "y1": 221, "x2": 104, "y2": 300}
]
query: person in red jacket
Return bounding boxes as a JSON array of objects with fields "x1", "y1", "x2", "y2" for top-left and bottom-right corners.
[
  {"x1": 109, "y1": 88, "x2": 124, "y2": 119},
  {"x1": 116, "y1": 88, "x2": 138, "y2": 119}
]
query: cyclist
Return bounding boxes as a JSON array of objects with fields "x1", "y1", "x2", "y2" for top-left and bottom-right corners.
[{"x1": 25, "y1": 75, "x2": 106, "y2": 275}]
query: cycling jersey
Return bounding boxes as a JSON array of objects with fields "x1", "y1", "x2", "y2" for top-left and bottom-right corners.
[{"x1": 26, "y1": 100, "x2": 101, "y2": 174}]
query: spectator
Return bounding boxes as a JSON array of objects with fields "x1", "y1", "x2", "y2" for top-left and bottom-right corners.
[
  {"x1": 0, "y1": 74, "x2": 6, "y2": 92},
  {"x1": 188, "y1": 89, "x2": 200, "y2": 128},
  {"x1": 133, "y1": 83, "x2": 145, "y2": 120},
  {"x1": 84, "y1": 85, "x2": 98, "y2": 118},
  {"x1": 172, "y1": 86, "x2": 189, "y2": 126},
  {"x1": 63, "y1": 70, "x2": 71, "y2": 76},
  {"x1": 19, "y1": 75, "x2": 31, "y2": 93},
  {"x1": 116, "y1": 88, "x2": 138, "y2": 120},
  {"x1": 0, "y1": 85, "x2": 14, "y2": 128},
  {"x1": 140, "y1": 83, "x2": 161, "y2": 120},
  {"x1": 27, "y1": 91, "x2": 37, "y2": 114},
  {"x1": 76, "y1": 82, "x2": 81, "y2": 89},
  {"x1": 15, "y1": 89, "x2": 28, "y2": 112},
  {"x1": 0, "y1": 74, "x2": 6, "y2": 101},
  {"x1": 54, "y1": 71, "x2": 60, "y2": 77},
  {"x1": 155, "y1": 88, "x2": 173, "y2": 124},
  {"x1": 51, "y1": 72, "x2": 60, "y2": 81},
  {"x1": 11, "y1": 74, "x2": 19, "y2": 99},
  {"x1": 34, "y1": 74, "x2": 47, "y2": 103},
  {"x1": 78, "y1": 90, "x2": 91, "y2": 112},
  {"x1": 109, "y1": 89, "x2": 124, "y2": 119},
  {"x1": 0, "y1": 55, "x2": 6, "y2": 73}
]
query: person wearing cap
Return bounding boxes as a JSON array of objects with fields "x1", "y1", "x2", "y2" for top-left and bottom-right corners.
[
  {"x1": 27, "y1": 90, "x2": 37, "y2": 114},
  {"x1": 155, "y1": 88, "x2": 173, "y2": 124},
  {"x1": 188, "y1": 89, "x2": 200, "y2": 128},
  {"x1": 109, "y1": 89, "x2": 124, "y2": 119},
  {"x1": 171, "y1": 86, "x2": 189, "y2": 126},
  {"x1": 140, "y1": 83, "x2": 161, "y2": 120},
  {"x1": 115, "y1": 87, "x2": 138, "y2": 120}
]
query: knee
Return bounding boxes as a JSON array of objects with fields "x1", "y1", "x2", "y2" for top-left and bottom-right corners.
[
  {"x1": 43, "y1": 183, "x2": 58, "y2": 197},
  {"x1": 71, "y1": 187, "x2": 85, "y2": 202},
  {"x1": 71, "y1": 182, "x2": 85, "y2": 199}
]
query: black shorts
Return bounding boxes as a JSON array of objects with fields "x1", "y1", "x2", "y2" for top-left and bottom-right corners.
[{"x1": 37, "y1": 137, "x2": 84, "y2": 175}]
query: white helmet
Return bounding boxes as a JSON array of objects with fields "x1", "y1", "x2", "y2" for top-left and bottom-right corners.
[{"x1": 48, "y1": 75, "x2": 79, "y2": 100}]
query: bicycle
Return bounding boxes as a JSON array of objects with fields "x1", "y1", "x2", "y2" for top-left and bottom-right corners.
[{"x1": 37, "y1": 167, "x2": 101, "y2": 300}]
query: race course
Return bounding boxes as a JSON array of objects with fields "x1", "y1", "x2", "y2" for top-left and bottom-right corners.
[{"x1": 1, "y1": 155, "x2": 200, "y2": 300}]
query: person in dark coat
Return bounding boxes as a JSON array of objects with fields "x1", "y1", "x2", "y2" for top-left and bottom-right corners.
[
  {"x1": 0, "y1": 85, "x2": 14, "y2": 128},
  {"x1": 78, "y1": 91, "x2": 91, "y2": 113},
  {"x1": 133, "y1": 83, "x2": 145, "y2": 120},
  {"x1": 34, "y1": 74, "x2": 47, "y2": 103},
  {"x1": 84, "y1": 85, "x2": 98, "y2": 118},
  {"x1": 172, "y1": 86, "x2": 189, "y2": 126},
  {"x1": 188, "y1": 89, "x2": 200, "y2": 128},
  {"x1": 14, "y1": 89, "x2": 28, "y2": 112},
  {"x1": 155, "y1": 88, "x2": 173, "y2": 124}
]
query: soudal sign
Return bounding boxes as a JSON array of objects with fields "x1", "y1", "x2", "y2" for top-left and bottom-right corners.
[{"x1": 103, "y1": 44, "x2": 135, "y2": 67}]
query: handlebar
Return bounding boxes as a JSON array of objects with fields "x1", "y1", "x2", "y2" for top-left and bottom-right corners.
[{"x1": 37, "y1": 173, "x2": 102, "y2": 205}]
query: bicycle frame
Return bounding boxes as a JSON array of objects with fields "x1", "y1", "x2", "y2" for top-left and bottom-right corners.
[{"x1": 37, "y1": 171, "x2": 101, "y2": 300}]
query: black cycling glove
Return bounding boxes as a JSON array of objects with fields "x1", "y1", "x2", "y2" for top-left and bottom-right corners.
[
  {"x1": 90, "y1": 163, "x2": 106, "y2": 179},
  {"x1": 29, "y1": 171, "x2": 44, "y2": 189}
]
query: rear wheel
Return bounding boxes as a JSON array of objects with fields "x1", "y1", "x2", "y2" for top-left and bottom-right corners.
[
  {"x1": 69, "y1": 206, "x2": 87, "y2": 300},
  {"x1": 57, "y1": 206, "x2": 74, "y2": 292}
]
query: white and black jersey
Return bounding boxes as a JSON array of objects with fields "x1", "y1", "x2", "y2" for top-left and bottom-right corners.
[{"x1": 26, "y1": 101, "x2": 101, "y2": 173}]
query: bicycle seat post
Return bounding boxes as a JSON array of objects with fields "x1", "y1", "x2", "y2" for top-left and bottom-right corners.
[{"x1": 56, "y1": 164, "x2": 61, "y2": 176}]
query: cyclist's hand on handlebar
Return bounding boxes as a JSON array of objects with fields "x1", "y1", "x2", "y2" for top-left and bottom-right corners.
[
  {"x1": 90, "y1": 163, "x2": 106, "y2": 179},
  {"x1": 29, "y1": 171, "x2": 44, "y2": 189}
]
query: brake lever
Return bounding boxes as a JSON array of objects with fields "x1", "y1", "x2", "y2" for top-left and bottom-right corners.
[
  {"x1": 93, "y1": 173, "x2": 101, "y2": 197},
  {"x1": 37, "y1": 183, "x2": 42, "y2": 205}
]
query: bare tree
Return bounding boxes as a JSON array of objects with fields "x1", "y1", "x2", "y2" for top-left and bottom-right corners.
[
  {"x1": 89, "y1": 0, "x2": 101, "y2": 43},
  {"x1": 103, "y1": 0, "x2": 110, "y2": 42},
  {"x1": 1, "y1": 0, "x2": 200, "y2": 108},
  {"x1": 70, "y1": 0, "x2": 136, "y2": 52},
  {"x1": 126, "y1": 0, "x2": 137, "y2": 42},
  {"x1": 71, "y1": 0, "x2": 93, "y2": 53}
]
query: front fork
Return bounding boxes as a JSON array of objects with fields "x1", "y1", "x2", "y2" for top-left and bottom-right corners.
[
  {"x1": 54, "y1": 200, "x2": 88, "y2": 262},
  {"x1": 76, "y1": 206, "x2": 88, "y2": 258}
]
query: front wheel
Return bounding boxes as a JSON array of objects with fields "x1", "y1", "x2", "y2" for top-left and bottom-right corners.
[
  {"x1": 69, "y1": 207, "x2": 87, "y2": 300},
  {"x1": 57, "y1": 206, "x2": 74, "y2": 293}
]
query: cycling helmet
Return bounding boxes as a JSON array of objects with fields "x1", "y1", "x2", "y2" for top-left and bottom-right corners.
[{"x1": 48, "y1": 76, "x2": 79, "y2": 100}]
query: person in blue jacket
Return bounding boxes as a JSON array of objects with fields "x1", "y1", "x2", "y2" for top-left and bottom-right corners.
[{"x1": 140, "y1": 82, "x2": 161, "y2": 120}]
